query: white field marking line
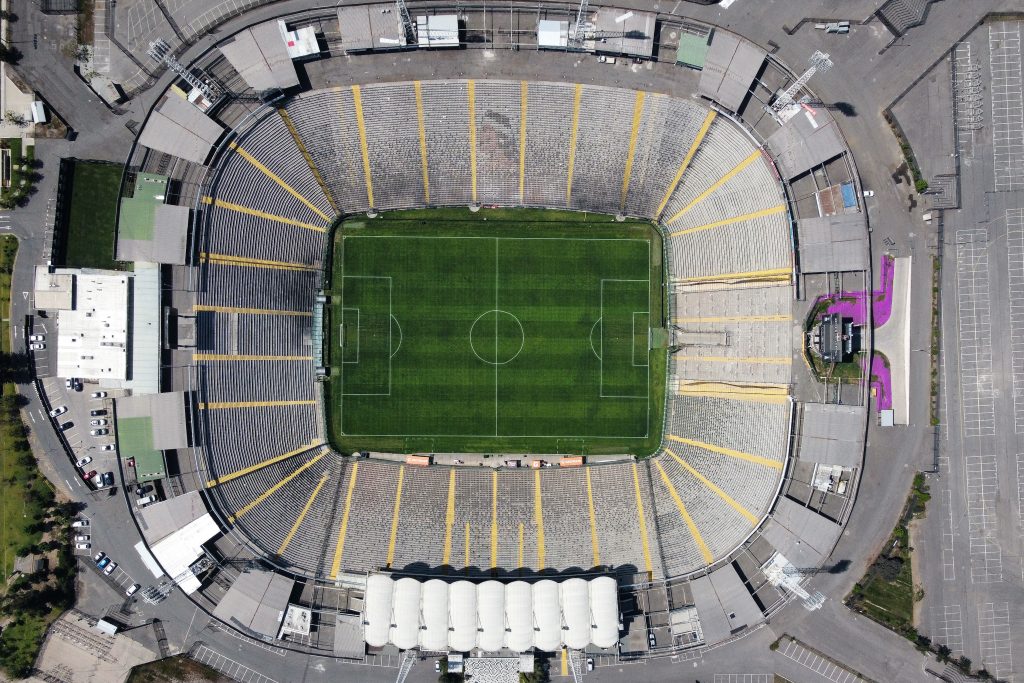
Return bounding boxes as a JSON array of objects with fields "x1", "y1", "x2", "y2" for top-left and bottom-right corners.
[
  {"x1": 1007, "y1": 209, "x2": 1024, "y2": 432},
  {"x1": 341, "y1": 235, "x2": 652, "y2": 440},
  {"x1": 340, "y1": 308, "x2": 360, "y2": 363},
  {"x1": 390, "y1": 315, "x2": 403, "y2": 358},
  {"x1": 495, "y1": 237, "x2": 499, "y2": 437},
  {"x1": 339, "y1": 275, "x2": 392, "y2": 397},
  {"x1": 977, "y1": 602, "x2": 1013, "y2": 678},
  {"x1": 600, "y1": 279, "x2": 650, "y2": 399},
  {"x1": 589, "y1": 317, "x2": 603, "y2": 361}
]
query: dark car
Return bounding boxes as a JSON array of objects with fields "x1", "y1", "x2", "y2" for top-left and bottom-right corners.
[
  {"x1": 135, "y1": 484, "x2": 152, "y2": 497},
  {"x1": 102, "y1": 472, "x2": 114, "y2": 487},
  {"x1": 82, "y1": 470, "x2": 97, "y2": 481},
  {"x1": 90, "y1": 409, "x2": 106, "y2": 417}
]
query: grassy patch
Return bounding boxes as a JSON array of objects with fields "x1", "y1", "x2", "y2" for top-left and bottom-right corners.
[
  {"x1": 846, "y1": 473, "x2": 930, "y2": 640},
  {"x1": 326, "y1": 207, "x2": 667, "y2": 456},
  {"x1": 0, "y1": 139, "x2": 38, "y2": 209},
  {"x1": 929, "y1": 256, "x2": 942, "y2": 426},
  {"x1": 127, "y1": 655, "x2": 232, "y2": 683},
  {"x1": 63, "y1": 160, "x2": 126, "y2": 271}
]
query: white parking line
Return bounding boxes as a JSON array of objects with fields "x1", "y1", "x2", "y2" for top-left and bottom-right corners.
[
  {"x1": 191, "y1": 645, "x2": 280, "y2": 683},
  {"x1": 714, "y1": 675, "x2": 771, "y2": 683},
  {"x1": 777, "y1": 638, "x2": 861, "y2": 682},
  {"x1": 931, "y1": 605, "x2": 964, "y2": 656},
  {"x1": 965, "y1": 454, "x2": 1002, "y2": 583},
  {"x1": 1006, "y1": 209, "x2": 1024, "y2": 432},
  {"x1": 942, "y1": 489, "x2": 955, "y2": 581},
  {"x1": 955, "y1": 229, "x2": 996, "y2": 438},
  {"x1": 990, "y1": 22, "x2": 1024, "y2": 191},
  {"x1": 977, "y1": 602, "x2": 1013, "y2": 678}
]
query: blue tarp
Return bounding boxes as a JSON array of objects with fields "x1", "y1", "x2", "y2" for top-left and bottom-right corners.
[{"x1": 840, "y1": 182, "x2": 857, "y2": 208}]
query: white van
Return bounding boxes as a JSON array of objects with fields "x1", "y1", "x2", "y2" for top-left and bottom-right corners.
[{"x1": 137, "y1": 495, "x2": 157, "y2": 506}]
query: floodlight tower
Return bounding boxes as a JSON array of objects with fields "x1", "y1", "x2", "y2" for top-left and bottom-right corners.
[
  {"x1": 396, "y1": 0, "x2": 416, "y2": 45},
  {"x1": 767, "y1": 50, "x2": 834, "y2": 122},
  {"x1": 572, "y1": 0, "x2": 590, "y2": 46},
  {"x1": 147, "y1": 39, "x2": 222, "y2": 103}
]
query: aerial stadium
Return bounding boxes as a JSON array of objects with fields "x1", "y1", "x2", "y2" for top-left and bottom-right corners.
[{"x1": 14, "y1": 0, "x2": 900, "y2": 680}]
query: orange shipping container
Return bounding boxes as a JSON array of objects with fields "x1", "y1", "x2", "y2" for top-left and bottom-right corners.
[
  {"x1": 406, "y1": 455, "x2": 432, "y2": 467},
  {"x1": 560, "y1": 456, "x2": 584, "y2": 468}
]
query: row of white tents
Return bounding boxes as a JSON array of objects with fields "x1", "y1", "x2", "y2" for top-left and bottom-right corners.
[{"x1": 363, "y1": 574, "x2": 620, "y2": 652}]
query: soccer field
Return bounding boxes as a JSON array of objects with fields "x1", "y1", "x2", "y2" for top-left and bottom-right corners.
[{"x1": 326, "y1": 209, "x2": 667, "y2": 456}]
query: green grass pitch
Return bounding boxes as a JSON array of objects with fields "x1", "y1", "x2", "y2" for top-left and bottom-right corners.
[{"x1": 325, "y1": 208, "x2": 667, "y2": 456}]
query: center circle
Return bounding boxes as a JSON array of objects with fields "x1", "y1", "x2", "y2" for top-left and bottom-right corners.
[{"x1": 469, "y1": 310, "x2": 525, "y2": 365}]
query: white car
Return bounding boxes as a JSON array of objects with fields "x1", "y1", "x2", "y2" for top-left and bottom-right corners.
[
  {"x1": 29, "y1": 334, "x2": 44, "y2": 342},
  {"x1": 65, "y1": 378, "x2": 74, "y2": 389},
  {"x1": 101, "y1": 444, "x2": 116, "y2": 452},
  {"x1": 91, "y1": 391, "x2": 107, "y2": 399},
  {"x1": 75, "y1": 542, "x2": 91, "y2": 550},
  {"x1": 90, "y1": 428, "x2": 109, "y2": 436},
  {"x1": 75, "y1": 456, "x2": 93, "y2": 468},
  {"x1": 73, "y1": 534, "x2": 90, "y2": 543},
  {"x1": 126, "y1": 583, "x2": 140, "y2": 597},
  {"x1": 90, "y1": 419, "x2": 108, "y2": 427},
  {"x1": 71, "y1": 519, "x2": 90, "y2": 528},
  {"x1": 29, "y1": 342, "x2": 45, "y2": 350},
  {"x1": 103, "y1": 562, "x2": 117, "y2": 575},
  {"x1": 48, "y1": 406, "x2": 67, "y2": 418}
]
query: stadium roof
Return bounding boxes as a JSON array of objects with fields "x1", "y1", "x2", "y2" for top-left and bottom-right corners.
[
  {"x1": 219, "y1": 21, "x2": 300, "y2": 92},
  {"x1": 139, "y1": 93, "x2": 224, "y2": 164},
  {"x1": 590, "y1": 8, "x2": 655, "y2": 59},
  {"x1": 213, "y1": 570, "x2": 294, "y2": 638},
  {"x1": 144, "y1": 491, "x2": 219, "y2": 594},
  {"x1": 766, "y1": 109, "x2": 847, "y2": 180},
  {"x1": 676, "y1": 32, "x2": 711, "y2": 69},
  {"x1": 116, "y1": 391, "x2": 189, "y2": 450},
  {"x1": 698, "y1": 30, "x2": 765, "y2": 112},
  {"x1": 797, "y1": 213, "x2": 869, "y2": 273},
  {"x1": 116, "y1": 173, "x2": 189, "y2": 265},
  {"x1": 337, "y1": 5, "x2": 406, "y2": 51},
  {"x1": 114, "y1": 416, "x2": 166, "y2": 482},
  {"x1": 363, "y1": 575, "x2": 620, "y2": 652},
  {"x1": 56, "y1": 271, "x2": 129, "y2": 381}
]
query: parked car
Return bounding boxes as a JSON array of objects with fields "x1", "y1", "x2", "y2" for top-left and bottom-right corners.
[
  {"x1": 102, "y1": 472, "x2": 114, "y2": 487},
  {"x1": 101, "y1": 444, "x2": 116, "y2": 452},
  {"x1": 60, "y1": 421, "x2": 73, "y2": 431},
  {"x1": 126, "y1": 584, "x2": 140, "y2": 597},
  {"x1": 29, "y1": 342, "x2": 45, "y2": 350},
  {"x1": 90, "y1": 419, "x2": 108, "y2": 427},
  {"x1": 90, "y1": 428, "x2": 108, "y2": 436},
  {"x1": 48, "y1": 406, "x2": 67, "y2": 418},
  {"x1": 73, "y1": 534, "x2": 90, "y2": 543},
  {"x1": 103, "y1": 562, "x2": 117, "y2": 575},
  {"x1": 135, "y1": 485, "x2": 152, "y2": 496},
  {"x1": 71, "y1": 519, "x2": 90, "y2": 529},
  {"x1": 587, "y1": 658, "x2": 594, "y2": 672},
  {"x1": 96, "y1": 556, "x2": 110, "y2": 570},
  {"x1": 75, "y1": 542, "x2": 91, "y2": 550},
  {"x1": 90, "y1": 409, "x2": 106, "y2": 417},
  {"x1": 82, "y1": 470, "x2": 97, "y2": 481},
  {"x1": 137, "y1": 495, "x2": 157, "y2": 507},
  {"x1": 127, "y1": 458, "x2": 136, "y2": 468},
  {"x1": 91, "y1": 391, "x2": 107, "y2": 399},
  {"x1": 93, "y1": 551, "x2": 105, "y2": 563},
  {"x1": 75, "y1": 456, "x2": 93, "y2": 468},
  {"x1": 29, "y1": 334, "x2": 44, "y2": 342},
  {"x1": 90, "y1": 473, "x2": 103, "y2": 487}
]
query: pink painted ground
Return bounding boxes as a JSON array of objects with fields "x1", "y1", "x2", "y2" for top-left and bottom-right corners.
[
  {"x1": 863, "y1": 352, "x2": 892, "y2": 411},
  {"x1": 813, "y1": 255, "x2": 895, "y2": 327}
]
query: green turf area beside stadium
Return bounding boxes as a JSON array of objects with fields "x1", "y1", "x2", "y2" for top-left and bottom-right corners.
[{"x1": 325, "y1": 208, "x2": 667, "y2": 456}]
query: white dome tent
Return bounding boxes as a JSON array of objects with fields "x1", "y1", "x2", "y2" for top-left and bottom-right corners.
[{"x1": 361, "y1": 573, "x2": 621, "y2": 653}]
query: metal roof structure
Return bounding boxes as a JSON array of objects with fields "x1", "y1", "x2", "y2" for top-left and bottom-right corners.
[
  {"x1": 698, "y1": 31, "x2": 765, "y2": 112},
  {"x1": 798, "y1": 403, "x2": 866, "y2": 468},
  {"x1": 213, "y1": 570, "x2": 294, "y2": 637},
  {"x1": 219, "y1": 21, "x2": 301, "y2": 92},
  {"x1": 363, "y1": 574, "x2": 620, "y2": 652},
  {"x1": 797, "y1": 213, "x2": 869, "y2": 273},
  {"x1": 589, "y1": 8, "x2": 655, "y2": 59},
  {"x1": 337, "y1": 5, "x2": 406, "y2": 51},
  {"x1": 56, "y1": 271, "x2": 129, "y2": 381},
  {"x1": 138, "y1": 93, "x2": 224, "y2": 165},
  {"x1": 116, "y1": 173, "x2": 190, "y2": 265},
  {"x1": 766, "y1": 109, "x2": 847, "y2": 180}
]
